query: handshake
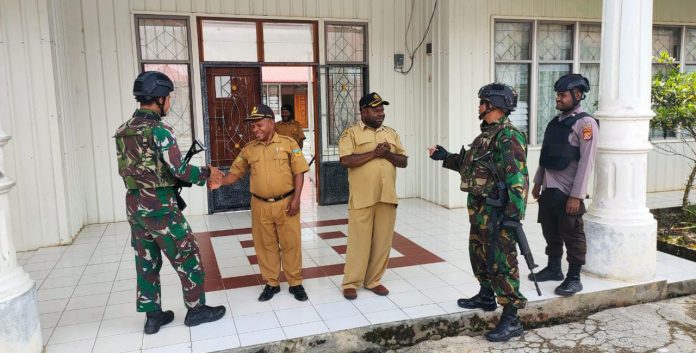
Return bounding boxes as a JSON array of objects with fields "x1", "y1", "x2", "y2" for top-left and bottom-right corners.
[{"x1": 207, "y1": 166, "x2": 224, "y2": 190}]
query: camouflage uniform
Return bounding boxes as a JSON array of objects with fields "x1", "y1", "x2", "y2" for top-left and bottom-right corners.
[
  {"x1": 114, "y1": 108, "x2": 209, "y2": 312},
  {"x1": 443, "y1": 116, "x2": 529, "y2": 309}
]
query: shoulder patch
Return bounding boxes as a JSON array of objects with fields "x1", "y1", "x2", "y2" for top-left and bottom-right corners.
[
  {"x1": 292, "y1": 148, "x2": 302, "y2": 156},
  {"x1": 582, "y1": 124, "x2": 593, "y2": 140}
]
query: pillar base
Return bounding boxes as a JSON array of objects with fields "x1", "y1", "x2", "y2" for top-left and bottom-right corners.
[
  {"x1": 0, "y1": 285, "x2": 42, "y2": 353},
  {"x1": 584, "y1": 210, "x2": 657, "y2": 282}
]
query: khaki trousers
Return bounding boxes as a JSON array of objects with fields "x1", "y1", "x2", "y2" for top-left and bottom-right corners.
[
  {"x1": 342, "y1": 202, "x2": 397, "y2": 290},
  {"x1": 251, "y1": 196, "x2": 302, "y2": 286}
]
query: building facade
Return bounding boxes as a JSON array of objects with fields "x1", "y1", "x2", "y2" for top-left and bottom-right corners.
[{"x1": 0, "y1": 0, "x2": 692, "y2": 251}]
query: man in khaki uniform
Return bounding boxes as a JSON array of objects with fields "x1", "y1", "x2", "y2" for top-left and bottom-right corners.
[
  {"x1": 276, "y1": 104, "x2": 306, "y2": 149},
  {"x1": 213, "y1": 104, "x2": 310, "y2": 302},
  {"x1": 339, "y1": 92, "x2": 408, "y2": 300}
]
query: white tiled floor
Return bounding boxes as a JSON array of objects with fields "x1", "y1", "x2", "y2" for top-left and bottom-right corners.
[{"x1": 16, "y1": 188, "x2": 696, "y2": 353}]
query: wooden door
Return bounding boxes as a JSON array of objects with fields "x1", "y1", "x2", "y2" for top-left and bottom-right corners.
[
  {"x1": 293, "y1": 94, "x2": 308, "y2": 129},
  {"x1": 204, "y1": 66, "x2": 261, "y2": 212}
]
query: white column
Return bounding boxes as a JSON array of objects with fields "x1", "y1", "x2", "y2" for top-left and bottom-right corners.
[
  {"x1": 584, "y1": 0, "x2": 657, "y2": 281},
  {"x1": 0, "y1": 130, "x2": 42, "y2": 352}
]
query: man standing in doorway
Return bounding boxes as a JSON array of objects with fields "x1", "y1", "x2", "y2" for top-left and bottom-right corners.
[
  {"x1": 340, "y1": 92, "x2": 408, "y2": 300},
  {"x1": 276, "y1": 104, "x2": 306, "y2": 149},
  {"x1": 428, "y1": 83, "x2": 528, "y2": 342},
  {"x1": 532, "y1": 73, "x2": 599, "y2": 296},
  {"x1": 114, "y1": 71, "x2": 226, "y2": 334},
  {"x1": 212, "y1": 104, "x2": 310, "y2": 302}
]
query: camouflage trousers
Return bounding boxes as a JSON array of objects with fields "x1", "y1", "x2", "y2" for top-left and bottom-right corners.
[
  {"x1": 468, "y1": 196, "x2": 527, "y2": 309},
  {"x1": 129, "y1": 211, "x2": 206, "y2": 312}
]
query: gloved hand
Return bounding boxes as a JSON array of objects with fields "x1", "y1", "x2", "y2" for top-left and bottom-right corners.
[{"x1": 428, "y1": 145, "x2": 449, "y2": 161}]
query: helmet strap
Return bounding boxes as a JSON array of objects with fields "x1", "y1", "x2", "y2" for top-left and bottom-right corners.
[
  {"x1": 479, "y1": 102, "x2": 493, "y2": 120},
  {"x1": 156, "y1": 97, "x2": 167, "y2": 117}
]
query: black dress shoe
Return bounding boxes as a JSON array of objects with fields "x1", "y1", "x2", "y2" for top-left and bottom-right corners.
[
  {"x1": 258, "y1": 285, "x2": 281, "y2": 302},
  {"x1": 485, "y1": 306, "x2": 524, "y2": 342},
  {"x1": 184, "y1": 305, "x2": 226, "y2": 327},
  {"x1": 457, "y1": 287, "x2": 497, "y2": 311},
  {"x1": 288, "y1": 285, "x2": 309, "y2": 301},
  {"x1": 144, "y1": 310, "x2": 174, "y2": 334}
]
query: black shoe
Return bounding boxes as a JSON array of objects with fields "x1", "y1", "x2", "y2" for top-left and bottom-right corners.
[
  {"x1": 529, "y1": 256, "x2": 564, "y2": 282},
  {"x1": 184, "y1": 305, "x2": 226, "y2": 327},
  {"x1": 457, "y1": 287, "x2": 497, "y2": 311},
  {"x1": 144, "y1": 310, "x2": 174, "y2": 334},
  {"x1": 258, "y1": 285, "x2": 281, "y2": 302},
  {"x1": 485, "y1": 306, "x2": 524, "y2": 342},
  {"x1": 554, "y1": 263, "x2": 583, "y2": 296},
  {"x1": 289, "y1": 285, "x2": 309, "y2": 301}
]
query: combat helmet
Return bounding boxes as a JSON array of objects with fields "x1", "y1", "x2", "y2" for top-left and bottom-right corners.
[
  {"x1": 133, "y1": 71, "x2": 174, "y2": 102},
  {"x1": 478, "y1": 83, "x2": 518, "y2": 116}
]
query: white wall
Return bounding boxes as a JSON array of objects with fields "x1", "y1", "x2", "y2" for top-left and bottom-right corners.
[{"x1": 0, "y1": 0, "x2": 82, "y2": 251}]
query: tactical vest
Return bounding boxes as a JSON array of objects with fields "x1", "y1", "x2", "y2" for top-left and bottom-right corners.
[
  {"x1": 539, "y1": 112, "x2": 593, "y2": 171},
  {"x1": 459, "y1": 121, "x2": 517, "y2": 196},
  {"x1": 114, "y1": 110, "x2": 177, "y2": 189}
]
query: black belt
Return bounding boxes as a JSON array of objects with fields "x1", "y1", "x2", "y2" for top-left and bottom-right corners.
[{"x1": 252, "y1": 190, "x2": 294, "y2": 202}]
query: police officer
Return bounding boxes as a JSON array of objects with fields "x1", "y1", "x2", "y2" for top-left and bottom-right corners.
[
  {"x1": 428, "y1": 83, "x2": 528, "y2": 342},
  {"x1": 275, "y1": 104, "x2": 306, "y2": 149},
  {"x1": 114, "y1": 71, "x2": 226, "y2": 334},
  {"x1": 531, "y1": 73, "x2": 599, "y2": 296},
  {"x1": 213, "y1": 104, "x2": 310, "y2": 302},
  {"x1": 339, "y1": 92, "x2": 408, "y2": 300}
]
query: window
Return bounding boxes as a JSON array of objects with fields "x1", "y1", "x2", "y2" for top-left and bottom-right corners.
[
  {"x1": 494, "y1": 21, "x2": 601, "y2": 145},
  {"x1": 651, "y1": 25, "x2": 696, "y2": 140},
  {"x1": 201, "y1": 20, "x2": 257, "y2": 62},
  {"x1": 199, "y1": 19, "x2": 317, "y2": 63},
  {"x1": 324, "y1": 24, "x2": 368, "y2": 147},
  {"x1": 135, "y1": 16, "x2": 194, "y2": 149}
]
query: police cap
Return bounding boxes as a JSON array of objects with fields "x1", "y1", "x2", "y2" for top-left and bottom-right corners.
[
  {"x1": 359, "y1": 92, "x2": 390, "y2": 109},
  {"x1": 246, "y1": 104, "x2": 275, "y2": 121}
]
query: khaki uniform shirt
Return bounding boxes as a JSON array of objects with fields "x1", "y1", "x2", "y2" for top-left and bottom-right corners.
[
  {"x1": 339, "y1": 122, "x2": 408, "y2": 210},
  {"x1": 534, "y1": 105, "x2": 599, "y2": 199},
  {"x1": 230, "y1": 133, "x2": 309, "y2": 198},
  {"x1": 275, "y1": 120, "x2": 306, "y2": 147}
]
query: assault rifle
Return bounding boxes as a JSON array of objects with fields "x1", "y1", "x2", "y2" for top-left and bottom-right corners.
[
  {"x1": 175, "y1": 139, "x2": 206, "y2": 211},
  {"x1": 473, "y1": 151, "x2": 542, "y2": 296}
]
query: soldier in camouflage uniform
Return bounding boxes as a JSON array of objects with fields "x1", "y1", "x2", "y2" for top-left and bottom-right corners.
[
  {"x1": 114, "y1": 71, "x2": 226, "y2": 334},
  {"x1": 429, "y1": 83, "x2": 529, "y2": 342}
]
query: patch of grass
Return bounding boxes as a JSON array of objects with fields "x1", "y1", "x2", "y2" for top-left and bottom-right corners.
[{"x1": 652, "y1": 205, "x2": 696, "y2": 250}]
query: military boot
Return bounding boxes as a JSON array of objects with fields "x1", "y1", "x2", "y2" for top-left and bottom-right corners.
[
  {"x1": 144, "y1": 310, "x2": 174, "y2": 334},
  {"x1": 529, "y1": 256, "x2": 564, "y2": 282},
  {"x1": 554, "y1": 263, "x2": 583, "y2": 296},
  {"x1": 457, "y1": 287, "x2": 497, "y2": 311},
  {"x1": 184, "y1": 304, "x2": 226, "y2": 327},
  {"x1": 485, "y1": 305, "x2": 524, "y2": 342}
]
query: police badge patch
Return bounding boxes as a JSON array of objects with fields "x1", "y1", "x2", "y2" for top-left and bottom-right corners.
[
  {"x1": 292, "y1": 148, "x2": 302, "y2": 156},
  {"x1": 582, "y1": 124, "x2": 593, "y2": 140}
]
